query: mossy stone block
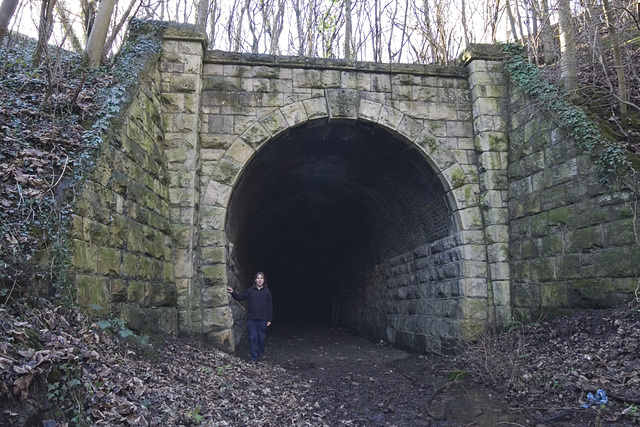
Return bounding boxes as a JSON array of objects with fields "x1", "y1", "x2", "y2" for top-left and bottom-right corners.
[
  {"x1": 541, "y1": 234, "x2": 563, "y2": 255},
  {"x1": 76, "y1": 275, "x2": 110, "y2": 314},
  {"x1": 121, "y1": 305, "x2": 178, "y2": 334},
  {"x1": 571, "y1": 279, "x2": 616, "y2": 308},
  {"x1": 512, "y1": 282, "x2": 541, "y2": 308},
  {"x1": 566, "y1": 227, "x2": 603, "y2": 253},
  {"x1": 149, "y1": 282, "x2": 177, "y2": 307},
  {"x1": 127, "y1": 281, "x2": 147, "y2": 303},
  {"x1": 85, "y1": 219, "x2": 110, "y2": 245},
  {"x1": 201, "y1": 247, "x2": 225, "y2": 265},
  {"x1": 595, "y1": 247, "x2": 640, "y2": 277},
  {"x1": 72, "y1": 239, "x2": 97, "y2": 273},
  {"x1": 110, "y1": 279, "x2": 127, "y2": 302},
  {"x1": 201, "y1": 264, "x2": 226, "y2": 283},
  {"x1": 555, "y1": 254, "x2": 581, "y2": 280},
  {"x1": 122, "y1": 252, "x2": 139, "y2": 277},
  {"x1": 547, "y1": 206, "x2": 571, "y2": 225},
  {"x1": 541, "y1": 283, "x2": 569, "y2": 307},
  {"x1": 602, "y1": 219, "x2": 636, "y2": 246},
  {"x1": 96, "y1": 247, "x2": 121, "y2": 275}
]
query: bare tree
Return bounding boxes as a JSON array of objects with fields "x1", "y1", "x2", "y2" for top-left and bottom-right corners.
[
  {"x1": 103, "y1": 0, "x2": 141, "y2": 57},
  {"x1": 421, "y1": 0, "x2": 437, "y2": 61},
  {"x1": 557, "y1": 0, "x2": 578, "y2": 92},
  {"x1": 83, "y1": 0, "x2": 117, "y2": 68},
  {"x1": 56, "y1": 1, "x2": 83, "y2": 53},
  {"x1": 81, "y1": 0, "x2": 98, "y2": 39},
  {"x1": 197, "y1": 0, "x2": 208, "y2": 27},
  {"x1": 505, "y1": 0, "x2": 520, "y2": 42},
  {"x1": 0, "y1": 0, "x2": 19, "y2": 46},
  {"x1": 225, "y1": 0, "x2": 244, "y2": 51},
  {"x1": 538, "y1": 0, "x2": 554, "y2": 64},
  {"x1": 344, "y1": 0, "x2": 352, "y2": 58},
  {"x1": 318, "y1": 0, "x2": 342, "y2": 58},
  {"x1": 33, "y1": 0, "x2": 57, "y2": 66},
  {"x1": 245, "y1": 0, "x2": 260, "y2": 53},
  {"x1": 209, "y1": 0, "x2": 222, "y2": 47},
  {"x1": 602, "y1": 0, "x2": 628, "y2": 114},
  {"x1": 260, "y1": 0, "x2": 286, "y2": 55},
  {"x1": 460, "y1": 0, "x2": 470, "y2": 47}
]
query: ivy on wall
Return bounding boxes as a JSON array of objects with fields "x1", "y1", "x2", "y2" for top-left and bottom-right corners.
[
  {"x1": 502, "y1": 43, "x2": 631, "y2": 187},
  {"x1": 0, "y1": 22, "x2": 164, "y2": 305}
]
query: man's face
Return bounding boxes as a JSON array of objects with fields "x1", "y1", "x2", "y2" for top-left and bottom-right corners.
[{"x1": 256, "y1": 275, "x2": 265, "y2": 287}]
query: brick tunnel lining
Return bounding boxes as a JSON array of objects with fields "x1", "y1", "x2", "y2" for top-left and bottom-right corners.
[{"x1": 226, "y1": 119, "x2": 452, "y2": 328}]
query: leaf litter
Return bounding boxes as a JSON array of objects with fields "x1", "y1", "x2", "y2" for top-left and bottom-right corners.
[{"x1": 2, "y1": 297, "x2": 640, "y2": 426}]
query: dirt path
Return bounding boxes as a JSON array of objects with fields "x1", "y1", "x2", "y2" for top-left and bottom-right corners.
[{"x1": 261, "y1": 322, "x2": 522, "y2": 426}]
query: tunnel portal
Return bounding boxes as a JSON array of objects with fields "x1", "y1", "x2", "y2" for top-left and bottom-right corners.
[{"x1": 226, "y1": 119, "x2": 452, "y2": 335}]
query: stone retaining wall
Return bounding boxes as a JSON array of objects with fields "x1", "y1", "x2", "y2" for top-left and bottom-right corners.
[
  {"x1": 507, "y1": 89, "x2": 640, "y2": 320},
  {"x1": 71, "y1": 56, "x2": 177, "y2": 333}
]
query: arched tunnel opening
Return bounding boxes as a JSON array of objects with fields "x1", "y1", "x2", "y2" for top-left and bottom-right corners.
[{"x1": 225, "y1": 119, "x2": 453, "y2": 335}]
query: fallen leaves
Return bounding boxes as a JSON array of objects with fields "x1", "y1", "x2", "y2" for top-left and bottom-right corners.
[
  {"x1": 0, "y1": 297, "x2": 330, "y2": 426},
  {"x1": 0, "y1": 39, "x2": 108, "y2": 261},
  {"x1": 455, "y1": 306, "x2": 640, "y2": 425}
]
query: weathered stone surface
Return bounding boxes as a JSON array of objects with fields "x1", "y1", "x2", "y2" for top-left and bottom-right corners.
[
  {"x1": 66, "y1": 23, "x2": 639, "y2": 356},
  {"x1": 121, "y1": 305, "x2": 178, "y2": 334}
]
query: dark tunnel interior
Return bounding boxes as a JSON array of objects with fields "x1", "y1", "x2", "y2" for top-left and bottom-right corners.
[{"x1": 225, "y1": 119, "x2": 451, "y2": 327}]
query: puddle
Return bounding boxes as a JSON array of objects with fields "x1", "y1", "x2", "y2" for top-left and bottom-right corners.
[{"x1": 391, "y1": 355, "x2": 528, "y2": 426}]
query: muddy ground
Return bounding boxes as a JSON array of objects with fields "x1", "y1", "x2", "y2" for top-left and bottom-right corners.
[
  {"x1": 2, "y1": 300, "x2": 639, "y2": 426},
  {"x1": 263, "y1": 321, "x2": 519, "y2": 426},
  {"x1": 258, "y1": 307, "x2": 640, "y2": 427}
]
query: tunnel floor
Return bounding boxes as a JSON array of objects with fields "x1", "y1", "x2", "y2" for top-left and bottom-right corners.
[{"x1": 237, "y1": 322, "x2": 518, "y2": 426}]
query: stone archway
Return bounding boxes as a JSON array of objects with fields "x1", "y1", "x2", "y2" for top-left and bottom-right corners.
[{"x1": 200, "y1": 94, "x2": 488, "y2": 354}]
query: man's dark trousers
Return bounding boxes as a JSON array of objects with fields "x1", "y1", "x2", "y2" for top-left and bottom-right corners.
[{"x1": 247, "y1": 319, "x2": 267, "y2": 361}]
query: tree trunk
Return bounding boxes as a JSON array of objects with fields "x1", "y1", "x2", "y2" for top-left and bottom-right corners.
[
  {"x1": 557, "y1": 0, "x2": 578, "y2": 92},
  {"x1": 423, "y1": 0, "x2": 437, "y2": 62},
  {"x1": 602, "y1": 0, "x2": 628, "y2": 114},
  {"x1": 0, "y1": 0, "x2": 19, "y2": 46},
  {"x1": 56, "y1": 1, "x2": 83, "y2": 53},
  {"x1": 460, "y1": 0, "x2": 470, "y2": 47},
  {"x1": 490, "y1": 0, "x2": 501, "y2": 43},
  {"x1": 344, "y1": 0, "x2": 351, "y2": 59},
  {"x1": 209, "y1": 0, "x2": 221, "y2": 47},
  {"x1": 33, "y1": 0, "x2": 57, "y2": 66},
  {"x1": 396, "y1": 0, "x2": 409, "y2": 62},
  {"x1": 373, "y1": 0, "x2": 381, "y2": 62},
  {"x1": 83, "y1": 0, "x2": 117, "y2": 68},
  {"x1": 103, "y1": 0, "x2": 140, "y2": 58},
  {"x1": 538, "y1": 0, "x2": 554, "y2": 64},
  {"x1": 270, "y1": 0, "x2": 285, "y2": 55},
  {"x1": 197, "y1": 0, "x2": 208, "y2": 27},
  {"x1": 505, "y1": 0, "x2": 520, "y2": 42},
  {"x1": 81, "y1": 0, "x2": 97, "y2": 38}
]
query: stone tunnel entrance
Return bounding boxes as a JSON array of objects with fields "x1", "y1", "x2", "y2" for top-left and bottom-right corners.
[{"x1": 225, "y1": 118, "x2": 457, "y2": 350}]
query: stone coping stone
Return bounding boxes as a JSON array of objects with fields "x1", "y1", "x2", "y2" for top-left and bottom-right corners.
[{"x1": 204, "y1": 50, "x2": 468, "y2": 78}]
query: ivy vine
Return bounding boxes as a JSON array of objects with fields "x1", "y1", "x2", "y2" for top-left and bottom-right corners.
[
  {"x1": 50, "y1": 22, "x2": 165, "y2": 302},
  {"x1": 501, "y1": 43, "x2": 631, "y2": 187}
]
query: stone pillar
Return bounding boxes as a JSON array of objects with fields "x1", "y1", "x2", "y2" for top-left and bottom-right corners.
[
  {"x1": 463, "y1": 44, "x2": 512, "y2": 328},
  {"x1": 157, "y1": 24, "x2": 207, "y2": 337}
]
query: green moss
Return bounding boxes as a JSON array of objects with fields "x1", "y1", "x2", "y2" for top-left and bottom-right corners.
[{"x1": 450, "y1": 168, "x2": 467, "y2": 188}]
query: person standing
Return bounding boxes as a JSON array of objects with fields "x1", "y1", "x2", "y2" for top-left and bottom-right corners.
[{"x1": 227, "y1": 272, "x2": 273, "y2": 362}]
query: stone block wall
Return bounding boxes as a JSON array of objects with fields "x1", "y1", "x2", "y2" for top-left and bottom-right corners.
[
  {"x1": 71, "y1": 61, "x2": 177, "y2": 333},
  {"x1": 197, "y1": 51, "x2": 493, "y2": 353},
  {"x1": 465, "y1": 47, "x2": 512, "y2": 328},
  {"x1": 507, "y1": 90, "x2": 640, "y2": 320},
  {"x1": 68, "y1": 23, "x2": 640, "y2": 353}
]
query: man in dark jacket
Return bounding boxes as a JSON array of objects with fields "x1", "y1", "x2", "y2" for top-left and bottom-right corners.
[{"x1": 227, "y1": 272, "x2": 273, "y2": 362}]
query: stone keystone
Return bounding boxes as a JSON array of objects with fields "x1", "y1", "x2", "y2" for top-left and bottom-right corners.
[{"x1": 326, "y1": 89, "x2": 360, "y2": 120}]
